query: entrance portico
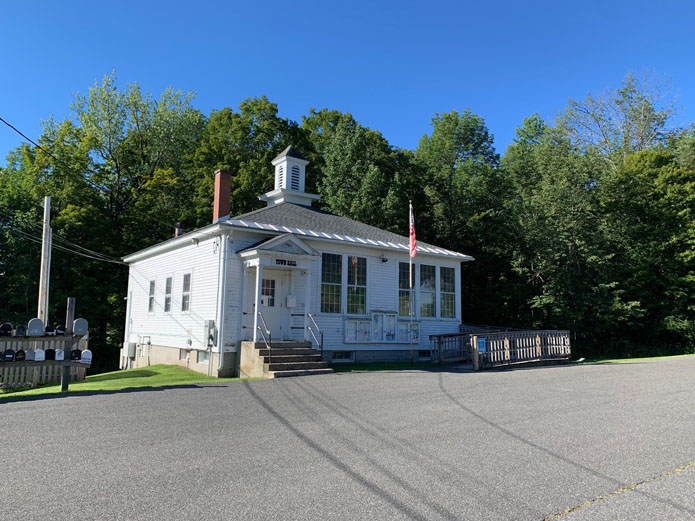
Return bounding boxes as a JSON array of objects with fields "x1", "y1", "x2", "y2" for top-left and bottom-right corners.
[{"x1": 238, "y1": 234, "x2": 319, "y2": 342}]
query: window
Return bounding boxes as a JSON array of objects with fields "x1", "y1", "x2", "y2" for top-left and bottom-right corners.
[
  {"x1": 261, "y1": 279, "x2": 275, "y2": 307},
  {"x1": 179, "y1": 349, "x2": 188, "y2": 361},
  {"x1": 197, "y1": 350, "x2": 209, "y2": 364},
  {"x1": 331, "y1": 351, "x2": 354, "y2": 362},
  {"x1": 181, "y1": 273, "x2": 191, "y2": 312},
  {"x1": 418, "y1": 350, "x2": 432, "y2": 361},
  {"x1": 420, "y1": 264, "x2": 436, "y2": 317},
  {"x1": 321, "y1": 253, "x2": 342, "y2": 313},
  {"x1": 440, "y1": 267, "x2": 456, "y2": 318},
  {"x1": 347, "y1": 256, "x2": 366, "y2": 314},
  {"x1": 148, "y1": 280, "x2": 155, "y2": 313},
  {"x1": 164, "y1": 277, "x2": 172, "y2": 313},
  {"x1": 398, "y1": 262, "x2": 415, "y2": 317}
]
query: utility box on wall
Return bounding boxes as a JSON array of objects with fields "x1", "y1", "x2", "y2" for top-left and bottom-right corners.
[{"x1": 203, "y1": 320, "x2": 216, "y2": 348}]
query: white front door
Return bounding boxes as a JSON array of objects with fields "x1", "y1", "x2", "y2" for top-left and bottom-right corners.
[{"x1": 259, "y1": 270, "x2": 289, "y2": 340}]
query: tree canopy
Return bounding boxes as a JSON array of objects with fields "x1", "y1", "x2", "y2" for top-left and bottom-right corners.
[{"x1": 1, "y1": 72, "x2": 694, "y2": 369}]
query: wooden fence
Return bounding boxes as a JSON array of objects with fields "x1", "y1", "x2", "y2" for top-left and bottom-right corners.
[
  {"x1": 0, "y1": 337, "x2": 88, "y2": 386},
  {"x1": 430, "y1": 329, "x2": 571, "y2": 369}
]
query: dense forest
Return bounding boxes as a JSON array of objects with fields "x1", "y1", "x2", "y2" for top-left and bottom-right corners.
[{"x1": 1, "y1": 73, "x2": 694, "y2": 370}]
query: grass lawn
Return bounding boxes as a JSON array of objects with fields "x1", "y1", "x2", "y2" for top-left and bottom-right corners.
[
  {"x1": 329, "y1": 361, "x2": 441, "y2": 373},
  {"x1": 578, "y1": 353, "x2": 695, "y2": 364},
  {"x1": 0, "y1": 364, "x2": 258, "y2": 400}
]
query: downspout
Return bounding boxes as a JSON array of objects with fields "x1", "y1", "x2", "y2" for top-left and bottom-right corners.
[{"x1": 215, "y1": 232, "x2": 229, "y2": 376}]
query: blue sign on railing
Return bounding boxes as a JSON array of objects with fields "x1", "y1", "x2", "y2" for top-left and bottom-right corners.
[{"x1": 477, "y1": 337, "x2": 486, "y2": 353}]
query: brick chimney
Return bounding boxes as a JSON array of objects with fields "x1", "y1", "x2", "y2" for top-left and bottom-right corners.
[{"x1": 213, "y1": 169, "x2": 232, "y2": 223}]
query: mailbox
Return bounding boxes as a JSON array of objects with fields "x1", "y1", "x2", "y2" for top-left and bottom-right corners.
[
  {"x1": 3, "y1": 348, "x2": 14, "y2": 362},
  {"x1": 73, "y1": 318, "x2": 88, "y2": 336},
  {"x1": 44, "y1": 347, "x2": 56, "y2": 360},
  {"x1": 27, "y1": 318, "x2": 44, "y2": 337},
  {"x1": 70, "y1": 349, "x2": 81, "y2": 361},
  {"x1": 14, "y1": 349, "x2": 26, "y2": 361},
  {"x1": 34, "y1": 348, "x2": 45, "y2": 361},
  {"x1": 15, "y1": 325, "x2": 27, "y2": 337},
  {"x1": 80, "y1": 349, "x2": 92, "y2": 364},
  {"x1": 0, "y1": 323, "x2": 12, "y2": 337},
  {"x1": 44, "y1": 325, "x2": 55, "y2": 337},
  {"x1": 25, "y1": 348, "x2": 35, "y2": 361},
  {"x1": 55, "y1": 325, "x2": 66, "y2": 336},
  {"x1": 55, "y1": 349, "x2": 65, "y2": 361}
]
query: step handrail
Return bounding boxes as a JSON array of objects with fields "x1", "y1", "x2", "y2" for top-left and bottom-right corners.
[
  {"x1": 257, "y1": 311, "x2": 272, "y2": 366},
  {"x1": 306, "y1": 313, "x2": 324, "y2": 358}
]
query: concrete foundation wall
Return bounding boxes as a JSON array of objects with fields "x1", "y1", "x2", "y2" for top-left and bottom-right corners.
[{"x1": 124, "y1": 344, "x2": 238, "y2": 377}]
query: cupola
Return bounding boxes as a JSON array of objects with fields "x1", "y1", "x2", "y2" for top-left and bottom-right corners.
[{"x1": 258, "y1": 146, "x2": 320, "y2": 207}]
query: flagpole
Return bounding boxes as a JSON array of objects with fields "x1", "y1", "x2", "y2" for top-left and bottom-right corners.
[{"x1": 409, "y1": 200, "x2": 414, "y2": 368}]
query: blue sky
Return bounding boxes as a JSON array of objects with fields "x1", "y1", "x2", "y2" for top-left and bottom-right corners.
[{"x1": 2, "y1": 0, "x2": 694, "y2": 165}]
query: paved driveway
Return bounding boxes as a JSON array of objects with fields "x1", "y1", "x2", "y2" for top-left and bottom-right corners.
[{"x1": 2, "y1": 357, "x2": 694, "y2": 520}]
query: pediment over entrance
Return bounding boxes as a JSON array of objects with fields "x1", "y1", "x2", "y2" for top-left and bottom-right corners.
[{"x1": 239, "y1": 233, "x2": 319, "y2": 258}]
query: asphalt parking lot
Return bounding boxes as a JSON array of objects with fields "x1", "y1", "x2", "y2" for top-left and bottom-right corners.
[{"x1": 2, "y1": 357, "x2": 694, "y2": 520}]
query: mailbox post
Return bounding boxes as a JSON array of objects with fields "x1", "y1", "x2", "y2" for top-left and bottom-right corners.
[{"x1": 60, "y1": 298, "x2": 75, "y2": 393}]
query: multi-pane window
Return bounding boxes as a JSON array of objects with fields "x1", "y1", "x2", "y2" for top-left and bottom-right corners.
[
  {"x1": 440, "y1": 267, "x2": 456, "y2": 318},
  {"x1": 148, "y1": 280, "x2": 155, "y2": 313},
  {"x1": 262, "y1": 279, "x2": 275, "y2": 307},
  {"x1": 347, "y1": 256, "x2": 367, "y2": 314},
  {"x1": 420, "y1": 264, "x2": 436, "y2": 317},
  {"x1": 321, "y1": 253, "x2": 342, "y2": 313},
  {"x1": 398, "y1": 262, "x2": 415, "y2": 317},
  {"x1": 181, "y1": 273, "x2": 191, "y2": 312},
  {"x1": 164, "y1": 277, "x2": 172, "y2": 313}
]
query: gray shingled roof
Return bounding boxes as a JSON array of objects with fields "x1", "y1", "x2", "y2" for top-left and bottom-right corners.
[
  {"x1": 274, "y1": 145, "x2": 307, "y2": 162},
  {"x1": 229, "y1": 202, "x2": 467, "y2": 257}
]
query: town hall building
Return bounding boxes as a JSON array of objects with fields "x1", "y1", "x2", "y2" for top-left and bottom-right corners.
[{"x1": 120, "y1": 146, "x2": 473, "y2": 377}]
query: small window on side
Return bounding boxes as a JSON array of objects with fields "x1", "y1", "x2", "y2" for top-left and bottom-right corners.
[
  {"x1": 164, "y1": 277, "x2": 172, "y2": 313},
  {"x1": 181, "y1": 273, "x2": 191, "y2": 312},
  {"x1": 148, "y1": 280, "x2": 155, "y2": 313}
]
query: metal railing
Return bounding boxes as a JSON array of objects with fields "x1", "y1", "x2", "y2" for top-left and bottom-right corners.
[
  {"x1": 256, "y1": 311, "x2": 272, "y2": 366},
  {"x1": 306, "y1": 313, "x2": 324, "y2": 358}
]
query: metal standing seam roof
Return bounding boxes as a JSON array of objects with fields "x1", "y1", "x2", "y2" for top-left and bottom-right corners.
[{"x1": 225, "y1": 202, "x2": 472, "y2": 259}]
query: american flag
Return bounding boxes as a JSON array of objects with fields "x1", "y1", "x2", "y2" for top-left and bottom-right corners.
[{"x1": 409, "y1": 202, "x2": 416, "y2": 258}]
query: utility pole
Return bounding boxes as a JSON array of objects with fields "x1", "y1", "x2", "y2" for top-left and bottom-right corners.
[{"x1": 38, "y1": 196, "x2": 52, "y2": 324}]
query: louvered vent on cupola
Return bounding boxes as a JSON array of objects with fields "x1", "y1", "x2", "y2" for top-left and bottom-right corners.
[
  {"x1": 276, "y1": 165, "x2": 285, "y2": 190},
  {"x1": 290, "y1": 165, "x2": 300, "y2": 190}
]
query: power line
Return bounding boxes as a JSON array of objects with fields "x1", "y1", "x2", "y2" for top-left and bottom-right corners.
[
  {"x1": 0, "y1": 116, "x2": 59, "y2": 162},
  {"x1": 0, "y1": 116, "x2": 227, "y2": 240}
]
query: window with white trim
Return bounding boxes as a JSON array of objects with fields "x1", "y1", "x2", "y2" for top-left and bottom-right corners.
[
  {"x1": 347, "y1": 256, "x2": 367, "y2": 315},
  {"x1": 181, "y1": 273, "x2": 191, "y2": 312},
  {"x1": 321, "y1": 253, "x2": 342, "y2": 314},
  {"x1": 440, "y1": 267, "x2": 456, "y2": 318},
  {"x1": 164, "y1": 276, "x2": 172, "y2": 313},
  {"x1": 148, "y1": 280, "x2": 155, "y2": 313},
  {"x1": 398, "y1": 262, "x2": 415, "y2": 317},
  {"x1": 420, "y1": 264, "x2": 436, "y2": 317}
]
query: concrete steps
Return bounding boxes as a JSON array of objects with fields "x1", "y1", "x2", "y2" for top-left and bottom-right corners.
[{"x1": 240, "y1": 340, "x2": 333, "y2": 379}]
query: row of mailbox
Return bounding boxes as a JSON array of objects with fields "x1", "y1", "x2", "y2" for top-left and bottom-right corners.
[
  {"x1": 2, "y1": 347, "x2": 92, "y2": 364},
  {"x1": 0, "y1": 318, "x2": 88, "y2": 337}
]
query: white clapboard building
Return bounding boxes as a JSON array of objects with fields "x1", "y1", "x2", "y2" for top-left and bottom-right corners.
[{"x1": 121, "y1": 146, "x2": 473, "y2": 377}]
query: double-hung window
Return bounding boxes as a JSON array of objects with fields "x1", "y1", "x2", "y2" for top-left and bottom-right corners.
[
  {"x1": 148, "y1": 281, "x2": 155, "y2": 313},
  {"x1": 347, "y1": 256, "x2": 367, "y2": 315},
  {"x1": 164, "y1": 277, "x2": 172, "y2": 313},
  {"x1": 420, "y1": 264, "x2": 436, "y2": 317},
  {"x1": 321, "y1": 253, "x2": 342, "y2": 313},
  {"x1": 440, "y1": 267, "x2": 456, "y2": 318},
  {"x1": 398, "y1": 262, "x2": 415, "y2": 317},
  {"x1": 181, "y1": 273, "x2": 191, "y2": 312}
]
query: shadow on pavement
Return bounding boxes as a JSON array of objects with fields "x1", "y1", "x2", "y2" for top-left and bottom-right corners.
[{"x1": 0, "y1": 383, "x2": 228, "y2": 404}]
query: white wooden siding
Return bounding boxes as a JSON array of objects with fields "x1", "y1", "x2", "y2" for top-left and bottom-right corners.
[{"x1": 126, "y1": 236, "x2": 221, "y2": 351}]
